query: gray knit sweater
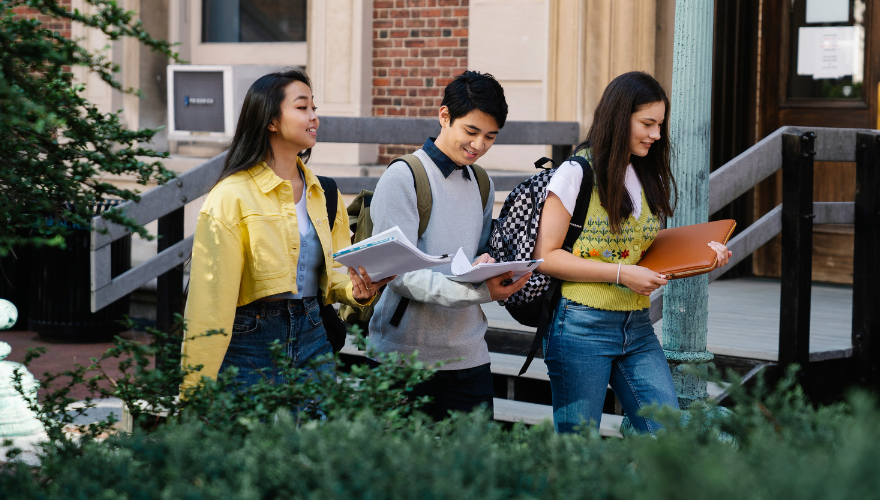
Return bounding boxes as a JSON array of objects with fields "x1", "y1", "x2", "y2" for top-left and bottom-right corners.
[{"x1": 367, "y1": 148, "x2": 495, "y2": 370}]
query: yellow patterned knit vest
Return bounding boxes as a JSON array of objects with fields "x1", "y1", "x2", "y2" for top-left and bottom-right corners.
[{"x1": 561, "y1": 164, "x2": 661, "y2": 311}]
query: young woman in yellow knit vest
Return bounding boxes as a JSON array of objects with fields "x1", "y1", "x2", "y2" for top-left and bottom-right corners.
[{"x1": 533, "y1": 71, "x2": 732, "y2": 434}]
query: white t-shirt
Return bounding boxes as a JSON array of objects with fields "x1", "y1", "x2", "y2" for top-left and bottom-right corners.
[
  {"x1": 546, "y1": 160, "x2": 643, "y2": 219},
  {"x1": 293, "y1": 172, "x2": 311, "y2": 236}
]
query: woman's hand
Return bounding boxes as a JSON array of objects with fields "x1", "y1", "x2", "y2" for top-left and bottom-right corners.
[
  {"x1": 472, "y1": 253, "x2": 495, "y2": 266},
  {"x1": 708, "y1": 241, "x2": 732, "y2": 268},
  {"x1": 350, "y1": 266, "x2": 395, "y2": 301},
  {"x1": 619, "y1": 265, "x2": 667, "y2": 296}
]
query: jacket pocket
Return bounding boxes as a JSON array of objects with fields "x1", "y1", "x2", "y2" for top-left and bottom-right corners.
[{"x1": 242, "y1": 215, "x2": 290, "y2": 280}]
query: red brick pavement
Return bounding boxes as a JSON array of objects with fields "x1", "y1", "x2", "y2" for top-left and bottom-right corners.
[{"x1": 1, "y1": 330, "x2": 154, "y2": 401}]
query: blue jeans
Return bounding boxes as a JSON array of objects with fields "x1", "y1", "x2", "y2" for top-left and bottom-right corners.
[
  {"x1": 219, "y1": 297, "x2": 335, "y2": 389},
  {"x1": 543, "y1": 297, "x2": 679, "y2": 434}
]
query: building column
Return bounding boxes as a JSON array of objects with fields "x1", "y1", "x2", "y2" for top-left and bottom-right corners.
[
  {"x1": 307, "y1": 0, "x2": 377, "y2": 165},
  {"x1": 662, "y1": 0, "x2": 715, "y2": 409}
]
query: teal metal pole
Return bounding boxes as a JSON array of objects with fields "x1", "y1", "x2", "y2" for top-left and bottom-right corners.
[{"x1": 662, "y1": 0, "x2": 715, "y2": 409}]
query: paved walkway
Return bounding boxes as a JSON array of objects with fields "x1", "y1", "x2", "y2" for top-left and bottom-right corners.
[
  {"x1": 481, "y1": 277, "x2": 854, "y2": 362},
  {"x1": 1, "y1": 330, "x2": 153, "y2": 401}
]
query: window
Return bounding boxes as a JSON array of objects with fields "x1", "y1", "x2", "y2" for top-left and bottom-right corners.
[
  {"x1": 787, "y1": 0, "x2": 866, "y2": 100},
  {"x1": 202, "y1": 0, "x2": 307, "y2": 43}
]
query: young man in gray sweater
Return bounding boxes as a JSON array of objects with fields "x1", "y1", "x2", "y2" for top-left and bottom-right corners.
[{"x1": 368, "y1": 71, "x2": 530, "y2": 420}]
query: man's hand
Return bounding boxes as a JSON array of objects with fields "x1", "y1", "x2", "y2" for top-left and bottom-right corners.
[{"x1": 486, "y1": 271, "x2": 532, "y2": 302}]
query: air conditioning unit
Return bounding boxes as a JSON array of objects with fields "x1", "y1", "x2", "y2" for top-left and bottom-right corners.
[{"x1": 166, "y1": 65, "x2": 288, "y2": 143}]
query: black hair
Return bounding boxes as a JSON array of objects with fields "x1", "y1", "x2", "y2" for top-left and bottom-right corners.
[
  {"x1": 217, "y1": 68, "x2": 312, "y2": 184},
  {"x1": 440, "y1": 70, "x2": 508, "y2": 129},
  {"x1": 574, "y1": 71, "x2": 677, "y2": 234}
]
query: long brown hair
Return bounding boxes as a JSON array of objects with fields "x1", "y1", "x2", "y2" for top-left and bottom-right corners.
[
  {"x1": 217, "y1": 68, "x2": 313, "y2": 184},
  {"x1": 575, "y1": 71, "x2": 677, "y2": 234}
]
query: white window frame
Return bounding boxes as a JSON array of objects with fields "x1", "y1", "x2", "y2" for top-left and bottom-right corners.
[{"x1": 189, "y1": 0, "x2": 308, "y2": 66}]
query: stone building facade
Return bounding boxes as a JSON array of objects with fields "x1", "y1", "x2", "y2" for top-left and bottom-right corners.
[{"x1": 66, "y1": 0, "x2": 673, "y2": 171}]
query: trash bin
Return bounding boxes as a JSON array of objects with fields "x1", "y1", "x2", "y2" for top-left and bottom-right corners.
[{"x1": 28, "y1": 201, "x2": 132, "y2": 342}]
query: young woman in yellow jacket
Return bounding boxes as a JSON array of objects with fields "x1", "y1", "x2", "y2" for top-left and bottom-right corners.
[{"x1": 180, "y1": 69, "x2": 389, "y2": 394}]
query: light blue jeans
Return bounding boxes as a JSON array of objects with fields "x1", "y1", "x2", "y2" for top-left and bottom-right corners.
[
  {"x1": 219, "y1": 297, "x2": 335, "y2": 389},
  {"x1": 543, "y1": 297, "x2": 679, "y2": 434}
]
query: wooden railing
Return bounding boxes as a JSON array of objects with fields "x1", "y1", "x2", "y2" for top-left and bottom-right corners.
[
  {"x1": 89, "y1": 116, "x2": 580, "y2": 335},
  {"x1": 89, "y1": 122, "x2": 880, "y2": 387},
  {"x1": 646, "y1": 127, "x2": 879, "y2": 387}
]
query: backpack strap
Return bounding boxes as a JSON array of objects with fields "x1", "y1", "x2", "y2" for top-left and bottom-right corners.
[
  {"x1": 316, "y1": 175, "x2": 350, "y2": 353},
  {"x1": 561, "y1": 155, "x2": 593, "y2": 251},
  {"x1": 518, "y1": 155, "x2": 594, "y2": 376},
  {"x1": 470, "y1": 163, "x2": 491, "y2": 211},
  {"x1": 395, "y1": 154, "x2": 433, "y2": 239},
  {"x1": 317, "y1": 175, "x2": 338, "y2": 231}
]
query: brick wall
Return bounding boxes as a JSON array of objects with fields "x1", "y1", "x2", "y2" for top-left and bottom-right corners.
[
  {"x1": 11, "y1": 1, "x2": 72, "y2": 38},
  {"x1": 372, "y1": 0, "x2": 469, "y2": 164}
]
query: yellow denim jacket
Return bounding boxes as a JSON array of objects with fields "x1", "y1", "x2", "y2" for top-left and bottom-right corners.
[{"x1": 180, "y1": 159, "x2": 367, "y2": 392}]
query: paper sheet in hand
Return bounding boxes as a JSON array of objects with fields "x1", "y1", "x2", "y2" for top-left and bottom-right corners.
[
  {"x1": 445, "y1": 248, "x2": 542, "y2": 283},
  {"x1": 332, "y1": 226, "x2": 452, "y2": 281}
]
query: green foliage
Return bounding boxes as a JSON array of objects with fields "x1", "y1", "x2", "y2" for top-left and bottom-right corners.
[
  {"x1": 0, "y1": 0, "x2": 179, "y2": 254},
  {"x1": 3, "y1": 365, "x2": 880, "y2": 499},
  {"x1": 4, "y1": 322, "x2": 879, "y2": 499},
  {"x1": 12, "y1": 322, "x2": 438, "y2": 448},
  {"x1": 7, "y1": 325, "x2": 880, "y2": 499}
]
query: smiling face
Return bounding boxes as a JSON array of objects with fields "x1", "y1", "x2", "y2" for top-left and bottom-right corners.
[
  {"x1": 629, "y1": 101, "x2": 665, "y2": 157},
  {"x1": 268, "y1": 80, "x2": 318, "y2": 153},
  {"x1": 434, "y1": 107, "x2": 499, "y2": 166}
]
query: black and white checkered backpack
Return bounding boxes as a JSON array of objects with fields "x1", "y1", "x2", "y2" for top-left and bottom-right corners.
[{"x1": 488, "y1": 154, "x2": 593, "y2": 374}]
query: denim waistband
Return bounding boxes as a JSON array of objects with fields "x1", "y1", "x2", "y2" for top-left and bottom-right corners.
[{"x1": 239, "y1": 296, "x2": 319, "y2": 316}]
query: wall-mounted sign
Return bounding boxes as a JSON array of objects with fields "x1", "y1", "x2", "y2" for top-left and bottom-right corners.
[{"x1": 796, "y1": 26, "x2": 861, "y2": 80}]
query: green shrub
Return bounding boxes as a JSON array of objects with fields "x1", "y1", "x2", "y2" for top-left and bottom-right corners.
[
  {"x1": 2, "y1": 386, "x2": 880, "y2": 499},
  {"x1": 0, "y1": 0, "x2": 178, "y2": 253},
  {"x1": 6, "y1": 335, "x2": 880, "y2": 500},
  {"x1": 16, "y1": 323, "x2": 439, "y2": 444}
]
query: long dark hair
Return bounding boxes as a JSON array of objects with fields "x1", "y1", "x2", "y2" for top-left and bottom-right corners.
[
  {"x1": 574, "y1": 71, "x2": 677, "y2": 234},
  {"x1": 217, "y1": 68, "x2": 313, "y2": 183}
]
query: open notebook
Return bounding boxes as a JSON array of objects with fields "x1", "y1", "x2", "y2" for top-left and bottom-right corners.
[
  {"x1": 333, "y1": 226, "x2": 541, "y2": 283},
  {"x1": 332, "y1": 226, "x2": 452, "y2": 281}
]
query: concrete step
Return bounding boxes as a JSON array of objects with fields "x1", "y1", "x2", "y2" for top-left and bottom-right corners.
[{"x1": 492, "y1": 398, "x2": 624, "y2": 438}]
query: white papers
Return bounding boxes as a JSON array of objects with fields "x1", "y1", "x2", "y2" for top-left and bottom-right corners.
[
  {"x1": 445, "y1": 247, "x2": 542, "y2": 284},
  {"x1": 332, "y1": 226, "x2": 452, "y2": 281},
  {"x1": 797, "y1": 26, "x2": 860, "y2": 80},
  {"x1": 806, "y1": 0, "x2": 849, "y2": 24}
]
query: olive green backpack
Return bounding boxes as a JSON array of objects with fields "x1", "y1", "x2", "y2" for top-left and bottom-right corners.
[{"x1": 337, "y1": 154, "x2": 490, "y2": 330}]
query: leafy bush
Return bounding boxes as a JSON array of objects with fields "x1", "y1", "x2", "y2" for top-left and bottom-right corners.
[
  {"x1": 2, "y1": 374, "x2": 880, "y2": 499},
  {"x1": 6, "y1": 327, "x2": 880, "y2": 500},
  {"x1": 16, "y1": 322, "x2": 439, "y2": 444},
  {"x1": 0, "y1": 0, "x2": 178, "y2": 253}
]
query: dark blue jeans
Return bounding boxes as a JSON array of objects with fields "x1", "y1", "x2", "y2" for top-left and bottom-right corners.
[
  {"x1": 544, "y1": 297, "x2": 679, "y2": 434},
  {"x1": 219, "y1": 297, "x2": 335, "y2": 389}
]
